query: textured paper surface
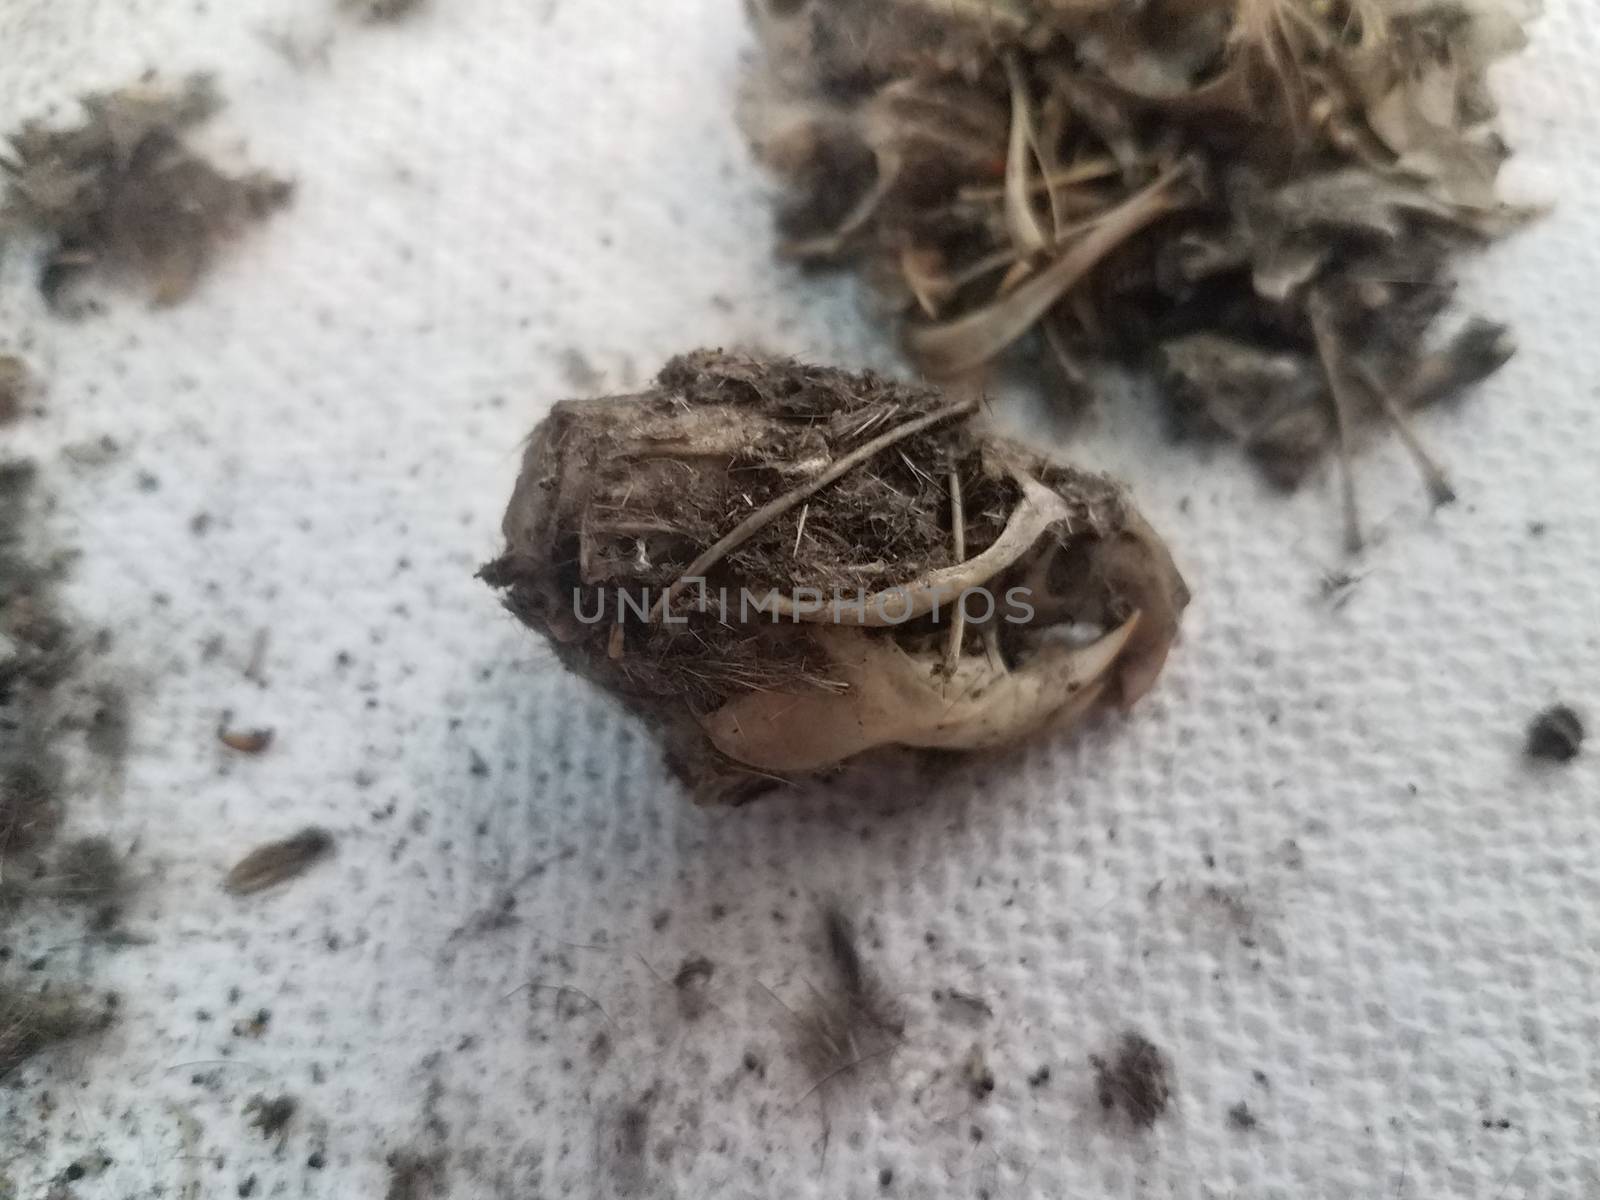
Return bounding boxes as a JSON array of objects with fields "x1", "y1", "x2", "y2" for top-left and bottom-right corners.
[{"x1": 2, "y1": 1, "x2": 1596, "y2": 1197}]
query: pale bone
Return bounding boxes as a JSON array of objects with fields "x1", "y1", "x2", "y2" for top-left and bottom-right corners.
[
  {"x1": 700, "y1": 615, "x2": 1139, "y2": 773},
  {"x1": 720, "y1": 463, "x2": 1076, "y2": 626},
  {"x1": 906, "y1": 163, "x2": 1194, "y2": 378}
]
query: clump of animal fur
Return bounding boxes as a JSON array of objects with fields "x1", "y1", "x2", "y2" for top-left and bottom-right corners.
[
  {"x1": 482, "y1": 350, "x2": 1189, "y2": 804},
  {"x1": 1092, "y1": 1030, "x2": 1172, "y2": 1128},
  {"x1": 0, "y1": 74, "x2": 291, "y2": 307},
  {"x1": 744, "y1": 0, "x2": 1537, "y2": 549},
  {"x1": 0, "y1": 987, "x2": 109, "y2": 1079}
]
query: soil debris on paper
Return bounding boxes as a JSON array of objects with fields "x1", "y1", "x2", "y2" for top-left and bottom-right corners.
[
  {"x1": 1091, "y1": 1030, "x2": 1172, "y2": 1129},
  {"x1": 244, "y1": 1093, "x2": 298, "y2": 1141},
  {"x1": 385, "y1": 1150, "x2": 448, "y2": 1200},
  {"x1": 744, "y1": 0, "x2": 1538, "y2": 549},
  {"x1": 343, "y1": 0, "x2": 427, "y2": 23},
  {"x1": 964, "y1": 1042, "x2": 996, "y2": 1100},
  {"x1": 933, "y1": 986, "x2": 993, "y2": 1025},
  {"x1": 1524, "y1": 703, "x2": 1582, "y2": 763},
  {"x1": 1, "y1": 74, "x2": 292, "y2": 307},
  {"x1": 218, "y1": 721, "x2": 275, "y2": 755},
  {"x1": 0, "y1": 986, "x2": 113, "y2": 1078},
  {"x1": 2, "y1": 447, "x2": 125, "y2": 1080},
  {"x1": 224, "y1": 826, "x2": 334, "y2": 895},
  {"x1": 482, "y1": 350, "x2": 1189, "y2": 804},
  {"x1": 672, "y1": 955, "x2": 716, "y2": 1021},
  {"x1": 43, "y1": 836, "x2": 125, "y2": 906},
  {"x1": 1, "y1": 458, "x2": 67, "y2": 861}
]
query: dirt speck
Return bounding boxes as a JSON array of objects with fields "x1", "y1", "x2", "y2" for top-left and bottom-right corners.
[
  {"x1": 344, "y1": 0, "x2": 427, "y2": 23},
  {"x1": 933, "y1": 987, "x2": 992, "y2": 1025},
  {"x1": 964, "y1": 1043, "x2": 995, "y2": 1100},
  {"x1": 558, "y1": 348, "x2": 605, "y2": 392},
  {"x1": 244, "y1": 1094, "x2": 297, "y2": 1140},
  {"x1": 672, "y1": 955, "x2": 715, "y2": 1021},
  {"x1": 46, "y1": 836, "x2": 125, "y2": 906},
  {"x1": 606, "y1": 1091, "x2": 655, "y2": 1197},
  {"x1": 218, "y1": 723, "x2": 274, "y2": 755},
  {"x1": 82, "y1": 683, "x2": 131, "y2": 763},
  {"x1": 385, "y1": 1150, "x2": 447, "y2": 1200},
  {"x1": 1091, "y1": 1031, "x2": 1172, "y2": 1129},
  {"x1": 232, "y1": 1008, "x2": 271, "y2": 1038},
  {"x1": 1525, "y1": 704, "x2": 1583, "y2": 764},
  {"x1": 1227, "y1": 1101, "x2": 1257, "y2": 1130}
]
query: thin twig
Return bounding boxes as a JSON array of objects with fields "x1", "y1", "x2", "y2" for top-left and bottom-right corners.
[
  {"x1": 1308, "y1": 292, "x2": 1365, "y2": 554},
  {"x1": 651, "y1": 396, "x2": 980, "y2": 619},
  {"x1": 1002, "y1": 52, "x2": 1050, "y2": 255},
  {"x1": 944, "y1": 468, "x2": 967, "y2": 675},
  {"x1": 958, "y1": 157, "x2": 1119, "y2": 202},
  {"x1": 982, "y1": 625, "x2": 1006, "y2": 674},
  {"x1": 1353, "y1": 359, "x2": 1456, "y2": 507},
  {"x1": 793, "y1": 503, "x2": 810, "y2": 557}
]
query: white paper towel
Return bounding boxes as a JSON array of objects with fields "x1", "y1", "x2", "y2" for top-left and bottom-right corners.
[{"x1": 2, "y1": 1, "x2": 1596, "y2": 1197}]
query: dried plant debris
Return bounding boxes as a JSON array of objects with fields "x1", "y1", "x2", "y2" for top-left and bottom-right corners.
[
  {"x1": 1091, "y1": 1030, "x2": 1172, "y2": 1128},
  {"x1": 482, "y1": 350, "x2": 1189, "y2": 804},
  {"x1": 224, "y1": 827, "x2": 334, "y2": 895},
  {"x1": 1524, "y1": 703, "x2": 1582, "y2": 764},
  {"x1": 1, "y1": 74, "x2": 292, "y2": 307},
  {"x1": 745, "y1": 0, "x2": 1537, "y2": 548},
  {"x1": 0, "y1": 986, "x2": 112, "y2": 1078}
]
